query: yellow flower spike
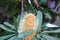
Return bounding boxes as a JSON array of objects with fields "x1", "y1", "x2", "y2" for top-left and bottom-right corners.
[
  {"x1": 22, "y1": 13, "x2": 36, "y2": 40},
  {"x1": 22, "y1": 13, "x2": 36, "y2": 31},
  {"x1": 18, "y1": 13, "x2": 37, "y2": 40}
]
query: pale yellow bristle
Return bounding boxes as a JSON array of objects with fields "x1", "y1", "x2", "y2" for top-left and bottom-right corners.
[{"x1": 22, "y1": 13, "x2": 36, "y2": 40}]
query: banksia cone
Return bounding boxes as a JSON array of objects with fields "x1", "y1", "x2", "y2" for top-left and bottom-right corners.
[
  {"x1": 22, "y1": 13, "x2": 36, "y2": 40},
  {"x1": 18, "y1": 13, "x2": 37, "y2": 40},
  {"x1": 22, "y1": 13, "x2": 36, "y2": 31}
]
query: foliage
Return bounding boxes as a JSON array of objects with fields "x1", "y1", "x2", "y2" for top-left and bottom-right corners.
[{"x1": 0, "y1": 0, "x2": 60, "y2": 40}]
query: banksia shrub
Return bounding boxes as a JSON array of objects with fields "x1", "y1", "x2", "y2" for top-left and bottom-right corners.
[{"x1": 18, "y1": 13, "x2": 37, "y2": 40}]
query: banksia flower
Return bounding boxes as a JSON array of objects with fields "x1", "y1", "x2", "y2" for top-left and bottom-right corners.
[
  {"x1": 22, "y1": 13, "x2": 36, "y2": 31},
  {"x1": 22, "y1": 13, "x2": 36, "y2": 40},
  {"x1": 18, "y1": 13, "x2": 37, "y2": 40}
]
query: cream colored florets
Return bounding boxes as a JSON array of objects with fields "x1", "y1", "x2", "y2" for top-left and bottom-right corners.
[{"x1": 18, "y1": 13, "x2": 37, "y2": 40}]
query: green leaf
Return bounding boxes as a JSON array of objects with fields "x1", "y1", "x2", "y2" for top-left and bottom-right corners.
[
  {"x1": 8, "y1": 36, "x2": 21, "y2": 40},
  {"x1": 16, "y1": 15, "x2": 20, "y2": 25},
  {"x1": 40, "y1": 7, "x2": 48, "y2": 13},
  {"x1": 40, "y1": 38, "x2": 46, "y2": 40},
  {"x1": 13, "y1": 17, "x2": 17, "y2": 26},
  {"x1": 4, "y1": 22, "x2": 16, "y2": 30},
  {"x1": 18, "y1": 30, "x2": 34, "y2": 38},
  {"x1": 40, "y1": 7, "x2": 56, "y2": 18},
  {"x1": 0, "y1": 34, "x2": 15, "y2": 40},
  {"x1": 36, "y1": 11, "x2": 43, "y2": 32},
  {"x1": 41, "y1": 35, "x2": 60, "y2": 40},
  {"x1": 13, "y1": 17, "x2": 18, "y2": 32},
  {"x1": 55, "y1": 16, "x2": 60, "y2": 26},
  {"x1": 40, "y1": 0, "x2": 47, "y2": 4},
  {"x1": 24, "y1": 0, "x2": 35, "y2": 12},
  {"x1": 42, "y1": 29, "x2": 60, "y2": 33},
  {"x1": 44, "y1": 13, "x2": 52, "y2": 19},
  {"x1": 32, "y1": 37, "x2": 37, "y2": 40},
  {"x1": 0, "y1": 24, "x2": 15, "y2": 33},
  {"x1": 36, "y1": 34, "x2": 40, "y2": 39},
  {"x1": 45, "y1": 8, "x2": 57, "y2": 17}
]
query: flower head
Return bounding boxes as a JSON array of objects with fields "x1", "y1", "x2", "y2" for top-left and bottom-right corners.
[{"x1": 18, "y1": 13, "x2": 37, "y2": 40}]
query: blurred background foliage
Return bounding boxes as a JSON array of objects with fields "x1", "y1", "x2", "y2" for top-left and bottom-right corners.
[{"x1": 0, "y1": 0, "x2": 60, "y2": 40}]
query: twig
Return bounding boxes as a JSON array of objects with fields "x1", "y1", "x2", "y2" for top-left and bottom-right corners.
[
  {"x1": 21, "y1": 0, "x2": 24, "y2": 14},
  {"x1": 55, "y1": 3, "x2": 60, "y2": 14}
]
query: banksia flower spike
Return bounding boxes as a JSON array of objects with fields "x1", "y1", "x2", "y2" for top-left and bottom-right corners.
[
  {"x1": 22, "y1": 13, "x2": 36, "y2": 40},
  {"x1": 18, "y1": 13, "x2": 37, "y2": 40}
]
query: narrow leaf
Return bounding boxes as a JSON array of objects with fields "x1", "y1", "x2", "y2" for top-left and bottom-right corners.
[
  {"x1": 32, "y1": 37, "x2": 37, "y2": 40},
  {"x1": 0, "y1": 24, "x2": 15, "y2": 32},
  {"x1": 44, "y1": 13, "x2": 52, "y2": 19},
  {"x1": 41, "y1": 35, "x2": 60, "y2": 40},
  {"x1": 16, "y1": 15, "x2": 20, "y2": 25},
  {"x1": 8, "y1": 36, "x2": 21, "y2": 40},
  {"x1": 41, "y1": 38, "x2": 46, "y2": 40},
  {"x1": 36, "y1": 11, "x2": 43, "y2": 32},
  {"x1": 0, "y1": 34, "x2": 15, "y2": 40},
  {"x1": 18, "y1": 30, "x2": 34, "y2": 38},
  {"x1": 42, "y1": 29, "x2": 60, "y2": 33},
  {"x1": 4, "y1": 22, "x2": 16, "y2": 30}
]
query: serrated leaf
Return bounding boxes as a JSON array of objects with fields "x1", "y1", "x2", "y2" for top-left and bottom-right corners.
[
  {"x1": 0, "y1": 34, "x2": 15, "y2": 40},
  {"x1": 0, "y1": 24, "x2": 15, "y2": 33},
  {"x1": 4, "y1": 22, "x2": 16, "y2": 30},
  {"x1": 36, "y1": 11, "x2": 43, "y2": 32},
  {"x1": 18, "y1": 30, "x2": 34, "y2": 38},
  {"x1": 41, "y1": 35, "x2": 60, "y2": 40}
]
